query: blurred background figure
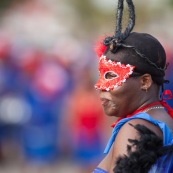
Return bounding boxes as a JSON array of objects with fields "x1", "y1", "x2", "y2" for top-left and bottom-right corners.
[
  {"x1": 164, "y1": 44, "x2": 173, "y2": 107},
  {"x1": 60, "y1": 69, "x2": 107, "y2": 173},
  {"x1": 0, "y1": 0, "x2": 172, "y2": 173}
]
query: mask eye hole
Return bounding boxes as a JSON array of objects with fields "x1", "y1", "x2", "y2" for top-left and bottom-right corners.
[{"x1": 105, "y1": 71, "x2": 118, "y2": 80}]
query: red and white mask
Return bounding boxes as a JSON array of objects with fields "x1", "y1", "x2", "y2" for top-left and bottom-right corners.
[{"x1": 95, "y1": 55, "x2": 135, "y2": 91}]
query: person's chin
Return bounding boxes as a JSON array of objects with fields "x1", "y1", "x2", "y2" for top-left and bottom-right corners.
[
  {"x1": 101, "y1": 101, "x2": 118, "y2": 116},
  {"x1": 104, "y1": 109, "x2": 118, "y2": 117}
]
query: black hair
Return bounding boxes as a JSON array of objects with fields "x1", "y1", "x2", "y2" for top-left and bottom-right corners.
[{"x1": 102, "y1": 0, "x2": 168, "y2": 87}]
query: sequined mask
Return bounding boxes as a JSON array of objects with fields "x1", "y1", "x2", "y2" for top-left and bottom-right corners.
[{"x1": 95, "y1": 55, "x2": 135, "y2": 91}]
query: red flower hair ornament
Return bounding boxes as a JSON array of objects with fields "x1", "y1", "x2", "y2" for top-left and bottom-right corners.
[{"x1": 95, "y1": 55, "x2": 135, "y2": 91}]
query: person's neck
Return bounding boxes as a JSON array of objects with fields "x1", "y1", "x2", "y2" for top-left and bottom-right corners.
[{"x1": 136, "y1": 97, "x2": 161, "y2": 111}]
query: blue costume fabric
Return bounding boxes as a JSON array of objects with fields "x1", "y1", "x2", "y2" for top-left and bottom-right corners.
[
  {"x1": 149, "y1": 139, "x2": 173, "y2": 173},
  {"x1": 93, "y1": 167, "x2": 109, "y2": 173},
  {"x1": 93, "y1": 112, "x2": 173, "y2": 173}
]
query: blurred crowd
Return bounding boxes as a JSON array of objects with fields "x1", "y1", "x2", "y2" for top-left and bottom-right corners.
[
  {"x1": 0, "y1": 0, "x2": 172, "y2": 173},
  {"x1": 0, "y1": 33, "x2": 108, "y2": 172}
]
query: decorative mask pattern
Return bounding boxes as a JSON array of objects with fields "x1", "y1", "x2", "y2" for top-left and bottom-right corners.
[{"x1": 95, "y1": 55, "x2": 135, "y2": 91}]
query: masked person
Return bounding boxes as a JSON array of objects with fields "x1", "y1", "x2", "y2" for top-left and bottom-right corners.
[{"x1": 93, "y1": 0, "x2": 173, "y2": 172}]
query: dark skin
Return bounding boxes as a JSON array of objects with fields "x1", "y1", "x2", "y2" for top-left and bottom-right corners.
[
  {"x1": 99, "y1": 74, "x2": 159, "y2": 118},
  {"x1": 97, "y1": 52, "x2": 173, "y2": 173}
]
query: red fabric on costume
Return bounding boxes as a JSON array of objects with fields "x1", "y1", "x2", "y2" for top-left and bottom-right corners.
[{"x1": 160, "y1": 90, "x2": 173, "y2": 119}]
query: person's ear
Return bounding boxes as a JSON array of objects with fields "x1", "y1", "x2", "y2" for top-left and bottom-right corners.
[{"x1": 140, "y1": 74, "x2": 153, "y2": 92}]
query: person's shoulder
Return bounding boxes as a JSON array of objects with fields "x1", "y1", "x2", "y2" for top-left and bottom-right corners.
[
  {"x1": 112, "y1": 118, "x2": 163, "y2": 158},
  {"x1": 120, "y1": 118, "x2": 163, "y2": 138},
  {"x1": 110, "y1": 118, "x2": 164, "y2": 170},
  {"x1": 113, "y1": 123, "x2": 173, "y2": 173}
]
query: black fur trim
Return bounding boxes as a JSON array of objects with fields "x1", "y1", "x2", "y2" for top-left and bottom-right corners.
[{"x1": 113, "y1": 124, "x2": 173, "y2": 173}]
